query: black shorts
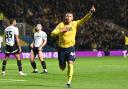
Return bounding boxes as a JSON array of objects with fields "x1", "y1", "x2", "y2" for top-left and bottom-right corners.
[
  {"x1": 125, "y1": 45, "x2": 128, "y2": 50},
  {"x1": 58, "y1": 46, "x2": 76, "y2": 66},
  {"x1": 32, "y1": 47, "x2": 43, "y2": 56},
  {"x1": 5, "y1": 44, "x2": 19, "y2": 55}
]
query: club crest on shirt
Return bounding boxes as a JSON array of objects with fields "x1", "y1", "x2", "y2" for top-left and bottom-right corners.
[{"x1": 66, "y1": 27, "x2": 72, "y2": 31}]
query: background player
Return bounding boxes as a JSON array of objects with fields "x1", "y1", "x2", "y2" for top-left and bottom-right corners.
[
  {"x1": 30, "y1": 24, "x2": 48, "y2": 74},
  {"x1": 51, "y1": 5, "x2": 96, "y2": 88},
  {"x1": 124, "y1": 31, "x2": 128, "y2": 58},
  {"x1": 0, "y1": 35, "x2": 3, "y2": 52},
  {"x1": 2, "y1": 18, "x2": 26, "y2": 75}
]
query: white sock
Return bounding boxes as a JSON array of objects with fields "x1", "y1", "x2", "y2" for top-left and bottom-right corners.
[
  {"x1": 67, "y1": 81, "x2": 71, "y2": 84},
  {"x1": 44, "y1": 69, "x2": 47, "y2": 72},
  {"x1": 34, "y1": 69, "x2": 38, "y2": 71},
  {"x1": 19, "y1": 71, "x2": 23, "y2": 73}
]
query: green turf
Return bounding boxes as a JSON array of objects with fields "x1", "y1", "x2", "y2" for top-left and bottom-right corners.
[{"x1": 0, "y1": 56, "x2": 128, "y2": 89}]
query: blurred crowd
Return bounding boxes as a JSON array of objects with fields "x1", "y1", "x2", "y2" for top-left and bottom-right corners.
[
  {"x1": 76, "y1": 18, "x2": 125, "y2": 50},
  {"x1": 0, "y1": 0, "x2": 128, "y2": 51}
]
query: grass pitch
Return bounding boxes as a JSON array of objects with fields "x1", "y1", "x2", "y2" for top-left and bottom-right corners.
[{"x1": 0, "y1": 56, "x2": 128, "y2": 89}]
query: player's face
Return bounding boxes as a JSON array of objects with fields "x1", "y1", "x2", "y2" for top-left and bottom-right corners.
[
  {"x1": 65, "y1": 13, "x2": 73, "y2": 23},
  {"x1": 35, "y1": 24, "x2": 42, "y2": 32},
  {"x1": 13, "y1": 20, "x2": 16, "y2": 26}
]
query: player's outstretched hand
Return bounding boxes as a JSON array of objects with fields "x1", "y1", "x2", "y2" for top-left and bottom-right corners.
[{"x1": 90, "y1": 5, "x2": 96, "y2": 12}]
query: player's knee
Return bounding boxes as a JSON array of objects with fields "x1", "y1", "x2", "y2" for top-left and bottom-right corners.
[
  {"x1": 3, "y1": 59, "x2": 7, "y2": 62},
  {"x1": 39, "y1": 58, "x2": 44, "y2": 62},
  {"x1": 68, "y1": 60, "x2": 74, "y2": 64},
  {"x1": 30, "y1": 55, "x2": 35, "y2": 61},
  {"x1": 60, "y1": 65, "x2": 66, "y2": 70}
]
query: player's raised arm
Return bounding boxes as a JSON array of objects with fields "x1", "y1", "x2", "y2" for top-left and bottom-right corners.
[{"x1": 77, "y1": 5, "x2": 96, "y2": 26}]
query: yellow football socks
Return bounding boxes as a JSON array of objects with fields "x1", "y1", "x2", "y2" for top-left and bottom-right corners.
[{"x1": 67, "y1": 64, "x2": 73, "y2": 84}]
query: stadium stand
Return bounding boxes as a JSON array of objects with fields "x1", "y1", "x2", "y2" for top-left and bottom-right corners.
[{"x1": 0, "y1": 0, "x2": 127, "y2": 52}]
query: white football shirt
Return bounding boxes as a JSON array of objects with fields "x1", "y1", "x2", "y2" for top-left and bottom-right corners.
[
  {"x1": 0, "y1": 36, "x2": 3, "y2": 48},
  {"x1": 34, "y1": 31, "x2": 47, "y2": 47},
  {"x1": 4, "y1": 25, "x2": 19, "y2": 46}
]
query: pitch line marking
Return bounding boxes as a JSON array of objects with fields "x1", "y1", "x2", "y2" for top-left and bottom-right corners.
[{"x1": 0, "y1": 79, "x2": 27, "y2": 82}]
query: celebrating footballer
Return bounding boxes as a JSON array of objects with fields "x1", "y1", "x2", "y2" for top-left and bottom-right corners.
[{"x1": 51, "y1": 5, "x2": 96, "y2": 88}]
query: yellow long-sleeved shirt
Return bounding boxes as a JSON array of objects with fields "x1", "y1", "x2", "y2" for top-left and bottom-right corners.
[
  {"x1": 51, "y1": 11, "x2": 93, "y2": 48},
  {"x1": 0, "y1": 12, "x2": 4, "y2": 20},
  {"x1": 125, "y1": 36, "x2": 128, "y2": 45}
]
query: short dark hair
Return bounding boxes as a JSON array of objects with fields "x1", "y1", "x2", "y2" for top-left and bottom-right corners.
[{"x1": 9, "y1": 18, "x2": 16, "y2": 24}]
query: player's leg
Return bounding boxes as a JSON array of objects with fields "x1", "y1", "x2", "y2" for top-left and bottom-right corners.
[
  {"x1": 30, "y1": 49, "x2": 38, "y2": 73},
  {"x1": 66, "y1": 60, "x2": 74, "y2": 88},
  {"x1": 13, "y1": 44, "x2": 26, "y2": 75},
  {"x1": 126, "y1": 45, "x2": 128, "y2": 56},
  {"x1": 58, "y1": 48, "x2": 66, "y2": 70},
  {"x1": 66, "y1": 60, "x2": 75, "y2": 88},
  {"x1": 2, "y1": 54, "x2": 9, "y2": 75},
  {"x1": 66, "y1": 47, "x2": 75, "y2": 88},
  {"x1": 38, "y1": 50, "x2": 47, "y2": 73},
  {"x1": 124, "y1": 45, "x2": 128, "y2": 58},
  {"x1": 2, "y1": 45, "x2": 11, "y2": 75},
  {"x1": 14, "y1": 52, "x2": 27, "y2": 75}
]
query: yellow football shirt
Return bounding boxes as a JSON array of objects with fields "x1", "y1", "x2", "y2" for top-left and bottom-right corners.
[
  {"x1": 51, "y1": 12, "x2": 93, "y2": 48},
  {"x1": 125, "y1": 36, "x2": 128, "y2": 45}
]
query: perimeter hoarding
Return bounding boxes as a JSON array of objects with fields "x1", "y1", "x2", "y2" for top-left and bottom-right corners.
[{"x1": 0, "y1": 51, "x2": 127, "y2": 59}]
